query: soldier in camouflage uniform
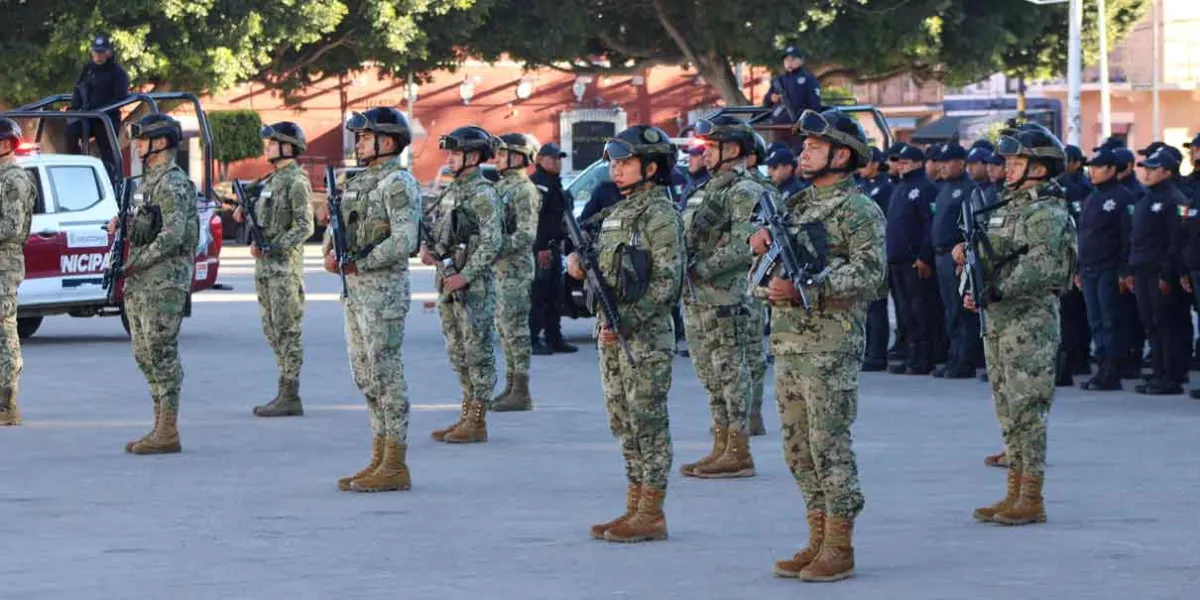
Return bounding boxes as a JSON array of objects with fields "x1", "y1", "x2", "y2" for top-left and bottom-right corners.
[
  {"x1": 423, "y1": 126, "x2": 502, "y2": 444},
  {"x1": 0, "y1": 119, "x2": 35, "y2": 427},
  {"x1": 752, "y1": 110, "x2": 885, "y2": 582},
  {"x1": 568, "y1": 125, "x2": 683, "y2": 543},
  {"x1": 325, "y1": 108, "x2": 422, "y2": 493},
  {"x1": 234, "y1": 122, "x2": 314, "y2": 418},
  {"x1": 115, "y1": 114, "x2": 199, "y2": 455},
  {"x1": 956, "y1": 123, "x2": 1075, "y2": 526},
  {"x1": 743, "y1": 132, "x2": 772, "y2": 435},
  {"x1": 678, "y1": 116, "x2": 764, "y2": 479},
  {"x1": 489, "y1": 133, "x2": 542, "y2": 412}
]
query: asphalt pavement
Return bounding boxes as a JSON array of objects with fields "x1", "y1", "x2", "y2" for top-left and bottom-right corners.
[{"x1": 2, "y1": 244, "x2": 1198, "y2": 599}]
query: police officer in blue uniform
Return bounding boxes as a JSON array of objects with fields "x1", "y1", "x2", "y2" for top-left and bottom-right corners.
[
  {"x1": 1076, "y1": 149, "x2": 1134, "y2": 391},
  {"x1": 1183, "y1": 134, "x2": 1200, "y2": 202},
  {"x1": 764, "y1": 45, "x2": 822, "y2": 128},
  {"x1": 1112, "y1": 146, "x2": 1147, "y2": 378},
  {"x1": 1138, "y1": 143, "x2": 1195, "y2": 375},
  {"x1": 929, "y1": 143, "x2": 979, "y2": 378},
  {"x1": 1126, "y1": 148, "x2": 1188, "y2": 395},
  {"x1": 886, "y1": 143, "x2": 939, "y2": 375},
  {"x1": 765, "y1": 146, "x2": 806, "y2": 197},
  {"x1": 1058, "y1": 146, "x2": 1093, "y2": 385},
  {"x1": 858, "y1": 146, "x2": 892, "y2": 371}
]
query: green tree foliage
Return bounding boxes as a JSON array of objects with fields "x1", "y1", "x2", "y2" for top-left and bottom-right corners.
[{"x1": 209, "y1": 110, "x2": 263, "y2": 180}]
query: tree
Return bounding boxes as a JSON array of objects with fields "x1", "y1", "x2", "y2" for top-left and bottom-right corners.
[{"x1": 209, "y1": 110, "x2": 264, "y2": 181}]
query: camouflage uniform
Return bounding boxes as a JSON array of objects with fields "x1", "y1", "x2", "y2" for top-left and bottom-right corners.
[
  {"x1": 681, "y1": 163, "x2": 761, "y2": 439},
  {"x1": 759, "y1": 177, "x2": 885, "y2": 520},
  {"x1": 124, "y1": 161, "x2": 199, "y2": 418},
  {"x1": 597, "y1": 186, "x2": 684, "y2": 492},
  {"x1": 433, "y1": 169, "x2": 502, "y2": 410},
  {"x1": 326, "y1": 157, "x2": 422, "y2": 443},
  {"x1": 980, "y1": 182, "x2": 1073, "y2": 479},
  {"x1": 253, "y1": 162, "x2": 313, "y2": 392},
  {"x1": 0, "y1": 163, "x2": 35, "y2": 425},
  {"x1": 492, "y1": 168, "x2": 540, "y2": 389}
]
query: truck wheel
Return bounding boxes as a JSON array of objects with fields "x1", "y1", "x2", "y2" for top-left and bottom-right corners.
[
  {"x1": 119, "y1": 305, "x2": 131, "y2": 336},
  {"x1": 17, "y1": 317, "x2": 43, "y2": 339}
]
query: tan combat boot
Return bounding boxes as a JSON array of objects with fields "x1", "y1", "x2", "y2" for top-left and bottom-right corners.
[
  {"x1": 749, "y1": 410, "x2": 766, "y2": 436},
  {"x1": 0, "y1": 387, "x2": 22, "y2": 426},
  {"x1": 349, "y1": 439, "x2": 412, "y2": 492},
  {"x1": 131, "y1": 407, "x2": 181, "y2": 455},
  {"x1": 491, "y1": 371, "x2": 513, "y2": 407},
  {"x1": 431, "y1": 394, "x2": 469, "y2": 442},
  {"x1": 993, "y1": 473, "x2": 1046, "y2": 525},
  {"x1": 443, "y1": 400, "x2": 488, "y2": 443},
  {"x1": 590, "y1": 483, "x2": 641, "y2": 540},
  {"x1": 603, "y1": 487, "x2": 668, "y2": 543},
  {"x1": 973, "y1": 468, "x2": 1023, "y2": 523},
  {"x1": 680, "y1": 426, "x2": 726, "y2": 477},
  {"x1": 774, "y1": 510, "x2": 826, "y2": 577},
  {"x1": 695, "y1": 429, "x2": 755, "y2": 478},
  {"x1": 798, "y1": 515, "x2": 855, "y2": 582},
  {"x1": 984, "y1": 450, "x2": 1009, "y2": 468},
  {"x1": 492, "y1": 373, "x2": 533, "y2": 412},
  {"x1": 125, "y1": 400, "x2": 160, "y2": 452},
  {"x1": 254, "y1": 378, "x2": 303, "y2": 417},
  {"x1": 337, "y1": 436, "x2": 385, "y2": 491}
]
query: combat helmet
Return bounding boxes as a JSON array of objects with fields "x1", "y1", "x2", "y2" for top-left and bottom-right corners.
[
  {"x1": 0, "y1": 118, "x2": 23, "y2": 157},
  {"x1": 346, "y1": 108, "x2": 412, "y2": 162},
  {"x1": 792, "y1": 108, "x2": 871, "y2": 174},
  {"x1": 495, "y1": 132, "x2": 539, "y2": 169},
  {"x1": 128, "y1": 113, "x2": 183, "y2": 161},
  {"x1": 996, "y1": 122, "x2": 1066, "y2": 187},
  {"x1": 602, "y1": 125, "x2": 677, "y2": 190},
  {"x1": 261, "y1": 121, "x2": 307, "y2": 160}
]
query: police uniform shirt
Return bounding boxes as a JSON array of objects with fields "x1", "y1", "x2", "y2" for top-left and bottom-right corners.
[
  {"x1": 1077, "y1": 179, "x2": 1133, "y2": 271},
  {"x1": 885, "y1": 169, "x2": 937, "y2": 264},
  {"x1": 858, "y1": 173, "x2": 892, "y2": 214},
  {"x1": 931, "y1": 173, "x2": 976, "y2": 250},
  {"x1": 1129, "y1": 179, "x2": 1183, "y2": 275},
  {"x1": 765, "y1": 67, "x2": 822, "y2": 123}
]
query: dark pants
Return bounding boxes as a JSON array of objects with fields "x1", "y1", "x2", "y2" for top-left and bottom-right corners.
[
  {"x1": 672, "y1": 303, "x2": 685, "y2": 342},
  {"x1": 889, "y1": 269, "x2": 906, "y2": 352},
  {"x1": 889, "y1": 262, "x2": 935, "y2": 367},
  {"x1": 865, "y1": 298, "x2": 888, "y2": 362},
  {"x1": 1059, "y1": 287, "x2": 1091, "y2": 365},
  {"x1": 934, "y1": 251, "x2": 980, "y2": 367},
  {"x1": 529, "y1": 248, "x2": 563, "y2": 343},
  {"x1": 1119, "y1": 292, "x2": 1145, "y2": 364},
  {"x1": 1080, "y1": 266, "x2": 1122, "y2": 359},
  {"x1": 1133, "y1": 267, "x2": 1188, "y2": 383},
  {"x1": 66, "y1": 117, "x2": 119, "y2": 178}
]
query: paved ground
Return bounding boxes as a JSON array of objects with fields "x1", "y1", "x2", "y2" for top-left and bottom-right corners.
[{"x1": 3, "y1": 245, "x2": 1198, "y2": 599}]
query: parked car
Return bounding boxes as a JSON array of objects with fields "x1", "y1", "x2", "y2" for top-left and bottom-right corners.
[{"x1": 13, "y1": 150, "x2": 221, "y2": 338}]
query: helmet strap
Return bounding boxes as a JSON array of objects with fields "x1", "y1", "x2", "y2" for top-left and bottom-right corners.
[
  {"x1": 802, "y1": 143, "x2": 854, "y2": 179},
  {"x1": 501, "y1": 153, "x2": 527, "y2": 174},
  {"x1": 453, "y1": 150, "x2": 480, "y2": 178}
]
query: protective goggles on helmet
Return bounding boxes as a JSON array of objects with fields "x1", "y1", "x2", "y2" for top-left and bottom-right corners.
[
  {"x1": 438, "y1": 135, "x2": 466, "y2": 151},
  {"x1": 345, "y1": 112, "x2": 370, "y2": 132},
  {"x1": 127, "y1": 120, "x2": 175, "y2": 139},
  {"x1": 602, "y1": 139, "x2": 636, "y2": 160},
  {"x1": 261, "y1": 124, "x2": 304, "y2": 147},
  {"x1": 693, "y1": 118, "x2": 753, "y2": 140},
  {"x1": 792, "y1": 110, "x2": 867, "y2": 154},
  {"x1": 996, "y1": 135, "x2": 1065, "y2": 160}
]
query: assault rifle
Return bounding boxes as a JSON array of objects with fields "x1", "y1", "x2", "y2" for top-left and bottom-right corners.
[
  {"x1": 747, "y1": 191, "x2": 830, "y2": 312},
  {"x1": 420, "y1": 206, "x2": 474, "y2": 322},
  {"x1": 101, "y1": 178, "x2": 136, "y2": 304},
  {"x1": 232, "y1": 180, "x2": 270, "y2": 254},
  {"x1": 324, "y1": 166, "x2": 349, "y2": 298},
  {"x1": 959, "y1": 188, "x2": 995, "y2": 330},
  {"x1": 563, "y1": 208, "x2": 637, "y2": 365}
]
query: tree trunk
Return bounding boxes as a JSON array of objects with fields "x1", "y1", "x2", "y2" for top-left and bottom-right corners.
[{"x1": 694, "y1": 53, "x2": 748, "y2": 105}]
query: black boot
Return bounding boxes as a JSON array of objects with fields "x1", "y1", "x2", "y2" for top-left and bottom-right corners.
[
  {"x1": 549, "y1": 338, "x2": 579, "y2": 354},
  {"x1": 1080, "y1": 358, "x2": 1121, "y2": 391},
  {"x1": 1055, "y1": 350, "x2": 1073, "y2": 387},
  {"x1": 532, "y1": 338, "x2": 554, "y2": 356}
]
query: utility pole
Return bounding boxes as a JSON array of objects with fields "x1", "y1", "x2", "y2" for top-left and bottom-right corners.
[
  {"x1": 1066, "y1": 0, "x2": 1083, "y2": 146},
  {"x1": 1152, "y1": 0, "x2": 1161, "y2": 140},
  {"x1": 1098, "y1": 0, "x2": 1112, "y2": 139}
]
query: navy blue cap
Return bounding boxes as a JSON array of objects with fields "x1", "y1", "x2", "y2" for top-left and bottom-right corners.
[
  {"x1": 966, "y1": 148, "x2": 992, "y2": 164},
  {"x1": 936, "y1": 143, "x2": 967, "y2": 161},
  {"x1": 781, "y1": 45, "x2": 805, "y2": 60},
  {"x1": 1084, "y1": 148, "x2": 1125, "y2": 169},
  {"x1": 1137, "y1": 141, "x2": 1167, "y2": 157},
  {"x1": 867, "y1": 146, "x2": 884, "y2": 164},
  {"x1": 767, "y1": 140, "x2": 790, "y2": 154},
  {"x1": 925, "y1": 143, "x2": 942, "y2": 161},
  {"x1": 1065, "y1": 145, "x2": 1084, "y2": 162},
  {"x1": 1138, "y1": 147, "x2": 1181, "y2": 170},
  {"x1": 1113, "y1": 148, "x2": 1136, "y2": 168},
  {"x1": 765, "y1": 147, "x2": 797, "y2": 167},
  {"x1": 985, "y1": 152, "x2": 1005, "y2": 166},
  {"x1": 685, "y1": 143, "x2": 705, "y2": 157},
  {"x1": 889, "y1": 143, "x2": 925, "y2": 162},
  {"x1": 537, "y1": 142, "x2": 566, "y2": 158},
  {"x1": 90, "y1": 35, "x2": 113, "y2": 52},
  {"x1": 885, "y1": 142, "x2": 907, "y2": 158},
  {"x1": 1093, "y1": 136, "x2": 1125, "y2": 153},
  {"x1": 1185, "y1": 133, "x2": 1200, "y2": 149},
  {"x1": 970, "y1": 139, "x2": 995, "y2": 153}
]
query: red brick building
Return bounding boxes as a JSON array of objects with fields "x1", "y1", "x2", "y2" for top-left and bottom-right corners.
[{"x1": 204, "y1": 60, "x2": 777, "y2": 185}]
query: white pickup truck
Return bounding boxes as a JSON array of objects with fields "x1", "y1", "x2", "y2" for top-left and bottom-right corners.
[{"x1": 14, "y1": 150, "x2": 223, "y2": 338}]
